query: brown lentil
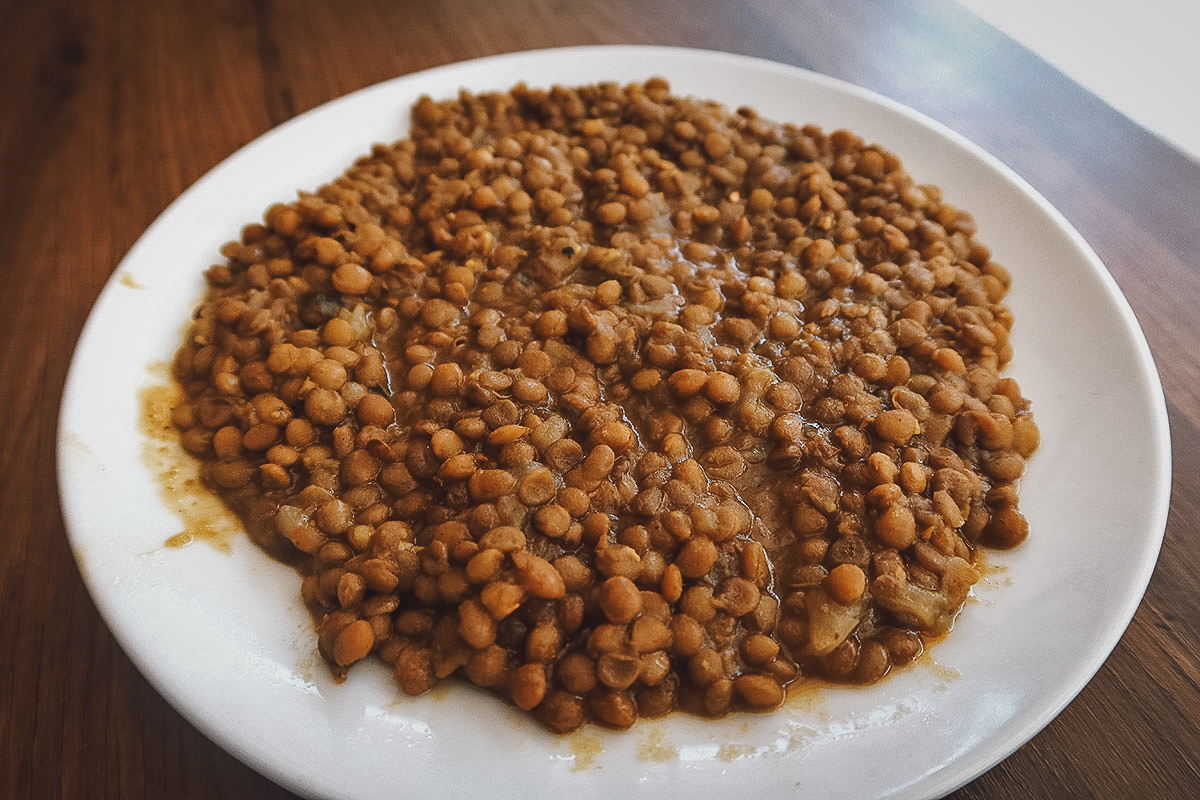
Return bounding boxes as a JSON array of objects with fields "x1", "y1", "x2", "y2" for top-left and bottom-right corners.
[{"x1": 172, "y1": 78, "x2": 1038, "y2": 733}]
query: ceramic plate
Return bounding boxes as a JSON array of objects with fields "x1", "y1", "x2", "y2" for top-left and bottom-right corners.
[{"x1": 57, "y1": 46, "x2": 1171, "y2": 799}]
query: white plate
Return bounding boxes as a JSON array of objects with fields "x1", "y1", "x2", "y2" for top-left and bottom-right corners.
[{"x1": 57, "y1": 46, "x2": 1171, "y2": 800}]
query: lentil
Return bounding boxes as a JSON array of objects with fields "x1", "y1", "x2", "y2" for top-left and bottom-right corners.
[{"x1": 172, "y1": 78, "x2": 1038, "y2": 733}]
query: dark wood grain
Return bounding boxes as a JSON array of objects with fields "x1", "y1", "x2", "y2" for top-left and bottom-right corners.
[{"x1": 3, "y1": 0, "x2": 1198, "y2": 797}]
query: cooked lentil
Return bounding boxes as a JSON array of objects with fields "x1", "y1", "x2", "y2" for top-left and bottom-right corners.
[{"x1": 171, "y1": 78, "x2": 1037, "y2": 732}]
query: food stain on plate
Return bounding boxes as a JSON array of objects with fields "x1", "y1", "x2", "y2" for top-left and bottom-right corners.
[
  {"x1": 120, "y1": 271, "x2": 147, "y2": 290},
  {"x1": 568, "y1": 731, "x2": 605, "y2": 771},
  {"x1": 636, "y1": 723, "x2": 679, "y2": 762},
  {"x1": 139, "y1": 369, "x2": 241, "y2": 554}
]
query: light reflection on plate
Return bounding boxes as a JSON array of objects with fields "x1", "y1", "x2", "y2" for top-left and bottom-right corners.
[{"x1": 57, "y1": 46, "x2": 1170, "y2": 800}]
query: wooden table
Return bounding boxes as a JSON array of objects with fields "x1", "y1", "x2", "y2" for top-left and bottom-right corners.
[{"x1": 3, "y1": 0, "x2": 1197, "y2": 797}]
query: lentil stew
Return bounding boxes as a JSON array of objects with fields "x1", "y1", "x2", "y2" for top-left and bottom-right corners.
[{"x1": 169, "y1": 78, "x2": 1037, "y2": 733}]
